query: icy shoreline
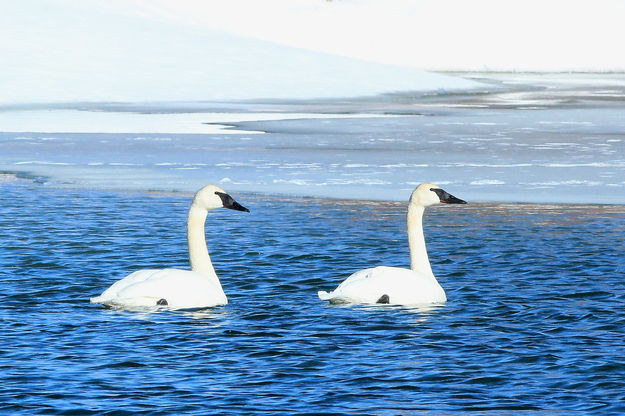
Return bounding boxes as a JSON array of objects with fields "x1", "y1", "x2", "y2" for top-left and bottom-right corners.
[{"x1": 1, "y1": 73, "x2": 624, "y2": 205}]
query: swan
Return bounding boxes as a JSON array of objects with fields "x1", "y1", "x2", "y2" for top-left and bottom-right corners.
[
  {"x1": 317, "y1": 183, "x2": 466, "y2": 306},
  {"x1": 90, "y1": 184, "x2": 249, "y2": 310}
]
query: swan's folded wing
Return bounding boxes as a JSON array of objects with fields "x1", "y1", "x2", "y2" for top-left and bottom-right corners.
[
  {"x1": 332, "y1": 267, "x2": 385, "y2": 293},
  {"x1": 90, "y1": 269, "x2": 164, "y2": 302},
  {"x1": 318, "y1": 268, "x2": 383, "y2": 304}
]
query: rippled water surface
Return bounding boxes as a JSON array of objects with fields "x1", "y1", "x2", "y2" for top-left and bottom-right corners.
[{"x1": 1, "y1": 180, "x2": 624, "y2": 415}]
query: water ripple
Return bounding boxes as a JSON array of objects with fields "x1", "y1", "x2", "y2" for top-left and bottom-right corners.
[{"x1": 1, "y1": 182, "x2": 624, "y2": 414}]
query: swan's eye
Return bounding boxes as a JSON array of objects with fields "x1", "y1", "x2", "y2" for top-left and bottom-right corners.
[{"x1": 215, "y1": 191, "x2": 231, "y2": 205}]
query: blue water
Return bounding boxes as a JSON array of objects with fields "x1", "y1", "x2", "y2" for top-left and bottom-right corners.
[{"x1": 2, "y1": 179, "x2": 624, "y2": 414}]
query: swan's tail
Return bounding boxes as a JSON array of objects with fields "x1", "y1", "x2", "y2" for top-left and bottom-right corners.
[
  {"x1": 318, "y1": 290, "x2": 351, "y2": 304},
  {"x1": 90, "y1": 295, "x2": 105, "y2": 303},
  {"x1": 317, "y1": 290, "x2": 332, "y2": 301}
]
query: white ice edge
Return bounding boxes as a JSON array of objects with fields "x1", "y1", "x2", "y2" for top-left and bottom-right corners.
[{"x1": 0, "y1": 110, "x2": 403, "y2": 134}]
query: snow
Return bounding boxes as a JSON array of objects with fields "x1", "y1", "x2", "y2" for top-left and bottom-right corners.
[
  {"x1": 0, "y1": 0, "x2": 483, "y2": 105},
  {"x1": 91, "y1": 0, "x2": 625, "y2": 72}
]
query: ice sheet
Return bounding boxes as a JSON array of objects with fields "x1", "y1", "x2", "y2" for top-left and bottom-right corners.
[
  {"x1": 0, "y1": 110, "x2": 396, "y2": 134},
  {"x1": 1, "y1": 106, "x2": 624, "y2": 204},
  {"x1": 2, "y1": 74, "x2": 624, "y2": 204}
]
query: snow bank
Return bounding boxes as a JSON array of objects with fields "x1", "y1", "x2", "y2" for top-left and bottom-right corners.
[
  {"x1": 0, "y1": 1, "x2": 483, "y2": 105},
  {"x1": 68, "y1": 0, "x2": 625, "y2": 73}
]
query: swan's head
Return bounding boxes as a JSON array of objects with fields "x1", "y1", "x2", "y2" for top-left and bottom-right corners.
[
  {"x1": 192, "y1": 184, "x2": 250, "y2": 212},
  {"x1": 410, "y1": 183, "x2": 467, "y2": 207}
]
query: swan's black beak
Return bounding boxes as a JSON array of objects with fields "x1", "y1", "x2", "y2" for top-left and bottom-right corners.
[
  {"x1": 215, "y1": 192, "x2": 250, "y2": 212},
  {"x1": 431, "y1": 188, "x2": 467, "y2": 204}
]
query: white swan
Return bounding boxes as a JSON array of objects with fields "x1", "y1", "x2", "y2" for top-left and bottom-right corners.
[
  {"x1": 318, "y1": 183, "x2": 466, "y2": 305},
  {"x1": 90, "y1": 185, "x2": 249, "y2": 310}
]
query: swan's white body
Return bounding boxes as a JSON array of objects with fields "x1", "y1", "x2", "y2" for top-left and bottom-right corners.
[
  {"x1": 318, "y1": 266, "x2": 446, "y2": 305},
  {"x1": 90, "y1": 185, "x2": 248, "y2": 310},
  {"x1": 90, "y1": 268, "x2": 227, "y2": 309},
  {"x1": 318, "y1": 183, "x2": 465, "y2": 306}
]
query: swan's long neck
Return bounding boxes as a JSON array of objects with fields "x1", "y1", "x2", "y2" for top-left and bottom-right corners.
[
  {"x1": 187, "y1": 204, "x2": 218, "y2": 281},
  {"x1": 407, "y1": 203, "x2": 435, "y2": 278}
]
